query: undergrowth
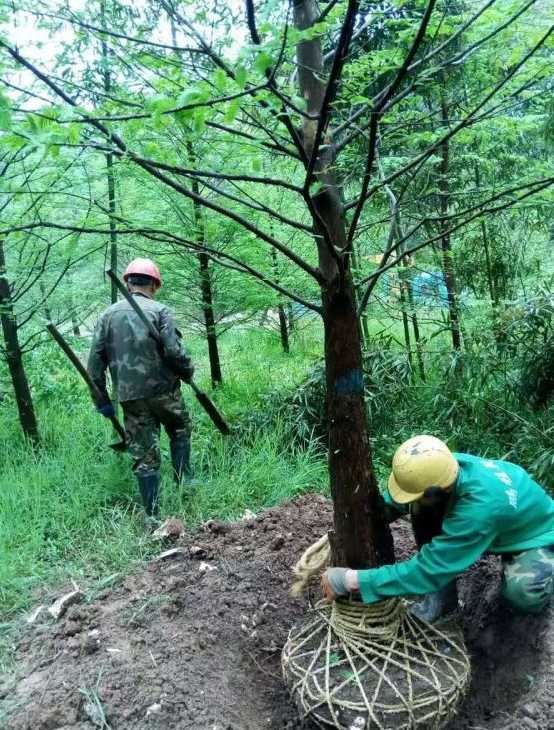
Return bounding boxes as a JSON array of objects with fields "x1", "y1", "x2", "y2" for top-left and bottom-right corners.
[
  {"x1": 0, "y1": 324, "x2": 325, "y2": 617},
  {"x1": 2, "y1": 308, "x2": 554, "y2": 623}
]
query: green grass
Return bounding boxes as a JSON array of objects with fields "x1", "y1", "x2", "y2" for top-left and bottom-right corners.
[
  {"x1": 3, "y1": 303, "x2": 554, "y2": 623},
  {"x1": 0, "y1": 322, "x2": 326, "y2": 617}
]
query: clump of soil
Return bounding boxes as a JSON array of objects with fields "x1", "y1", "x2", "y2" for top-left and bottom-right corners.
[{"x1": 1, "y1": 494, "x2": 553, "y2": 730}]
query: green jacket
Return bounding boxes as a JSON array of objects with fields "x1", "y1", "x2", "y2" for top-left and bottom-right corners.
[
  {"x1": 87, "y1": 293, "x2": 193, "y2": 403},
  {"x1": 359, "y1": 453, "x2": 554, "y2": 604}
]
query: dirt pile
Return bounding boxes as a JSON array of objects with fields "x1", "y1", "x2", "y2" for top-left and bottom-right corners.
[{"x1": 1, "y1": 494, "x2": 553, "y2": 730}]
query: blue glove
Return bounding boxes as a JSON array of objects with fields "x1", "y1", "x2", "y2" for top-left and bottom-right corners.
[{"x1": 97, "y1": 402, "x2": 115, "y2": 419}]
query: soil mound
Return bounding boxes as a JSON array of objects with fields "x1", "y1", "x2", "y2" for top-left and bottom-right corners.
[{"x1": 1, "y1": 494, "x2": 553, "y2": 730}]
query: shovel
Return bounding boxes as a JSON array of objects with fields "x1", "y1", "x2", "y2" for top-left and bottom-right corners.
[
  {"x1": 46, "y1": 323, "x2": 128, "y2": 451},
  {"x1": 106, "y1": 269, "x2": 231, "y2": 436}
]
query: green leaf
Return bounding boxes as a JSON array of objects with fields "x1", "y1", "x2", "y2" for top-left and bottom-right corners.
[
  {"x1": 177, "y1": 87, "x2": 206, "y2": 107},
  {"x1": 213, "y1": 68, "x2": 227, "y2": 92},
  {"x1": 254, "y1": 51, "x2": 273, "y2": 75},
  {"x1": 0, "y1": 107, "x2": 11, "y2": 130},
  {"x1": 251, "y1": 157, "x2": 262, "y2": 173},
  {"x1": 148, "y1": 95, "x2": 175, "y2": 113},
  {"x1": 0, "y1": 90, "x2": 12, "y2": 130},
  {"x1": 67, "y1": 124, "x2": 81, "y2": 145},
  {"x1": 235, "y1": 66, "x2": 247, "y2": 89},
  {"x1": 224, "y1": 98, "x2": 240, "y2": 124},
  {"x1": 2, "y1": 134, "x2": 27, "y2": 151},
  {"x1": 193, "y1": 108, "x2": 206, "y2": 133}
]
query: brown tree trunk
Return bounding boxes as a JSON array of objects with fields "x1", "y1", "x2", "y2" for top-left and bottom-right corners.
[
  {"x1": 198, "y1": 251, "x2": 223, "y2": 387},
  {"x1": 188, "y1": 143, "x2": 223, "y2": 387},
  {"x1": 0, "y1": 241, "x2": 39, "y2": 443},
  {"x1": 278, "y1": 305, "x2": 290, "y2": 354},
  {"x1": 271, "y1": 248, "x2": 290, "y2": 354},
  {"x1": 101, "y1": 0, "x2": 118, "y2": 305},
  {"x1": 294, "y1": 0, "x2": 394, "y2": 569},
  {"x1": 40, "y1": 281, "x2": 52, "y2": 322},
  {"x1": 106, "y1": 152, "x2": 118, "y2": 305}
]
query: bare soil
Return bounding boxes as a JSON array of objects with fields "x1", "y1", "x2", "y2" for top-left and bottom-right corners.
[{"x1": 1, "y1": 494, "x2": 553, "y2": 730}]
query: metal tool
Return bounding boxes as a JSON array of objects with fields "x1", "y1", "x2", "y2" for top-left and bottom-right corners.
[{"x1": 46, "y1": 323, "x2": 127, "y2": 451}]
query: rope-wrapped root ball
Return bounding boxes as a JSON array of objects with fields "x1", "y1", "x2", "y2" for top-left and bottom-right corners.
[{"x1": 284, "y1": 538, "x2": 471, "y2": 729}]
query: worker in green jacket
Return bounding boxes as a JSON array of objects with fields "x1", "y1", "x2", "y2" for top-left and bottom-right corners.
[{"x1": 322, "y1": 435, "x2": 554, "y2": 620}]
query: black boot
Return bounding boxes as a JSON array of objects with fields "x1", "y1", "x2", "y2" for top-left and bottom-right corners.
[
  {"x1": 170, "y1": 436, "x2": 193, "y2": 484},
  {"x1": 136, "y1": 471, "x2": 160, "y2": 517}
]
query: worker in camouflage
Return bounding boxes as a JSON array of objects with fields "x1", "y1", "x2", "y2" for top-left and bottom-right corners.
[
  {"x1": 88, "y1": 258, "x2": 194, "y2": 519},
  {"x1": 323, "y1": 436, "x2": 554, "y2": 619},
  {"x1": 502, "y1": 546, "x2": 554, "y2": 614}
]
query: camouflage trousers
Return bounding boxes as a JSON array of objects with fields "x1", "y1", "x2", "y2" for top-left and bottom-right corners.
[
  {"x1": 501, "y1": 546, "x2": 554, "y2": 614},
  {"x1": 121, "y1": 389, "x2": 192, "y2": 476}
]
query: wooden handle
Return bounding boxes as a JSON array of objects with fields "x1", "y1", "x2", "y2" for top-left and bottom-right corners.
[{"x1": 46, "y1": 323, "x2": 105, "y2": 404}]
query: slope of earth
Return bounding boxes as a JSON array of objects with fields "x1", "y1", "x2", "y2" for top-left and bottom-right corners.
[{"x1": 1, "y1": 493, "x2": 552, "y2": 730}]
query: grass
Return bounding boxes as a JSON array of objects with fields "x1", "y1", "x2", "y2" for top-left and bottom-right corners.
[
  {"x1": 2, "y1": 302, "x2": 554, "y2": 624},
  {"x1": 0, "y1": 322, "x2": 326, "y2": 617}
]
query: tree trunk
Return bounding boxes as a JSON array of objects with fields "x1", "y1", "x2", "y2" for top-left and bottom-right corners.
[
  {"x1": 278, "y1": 305, "x2": 290, "y2": 353},
  {"x1": 40, "y1": 281, "x2": 52, "y2": 322},
  {"x1": 439, "y1": 95, "x2": 463, "y2": 353},
  {"x1": 287, "y1": 302, "x2": 295, "y2": 332},
  {"x1": 271, "y1": 248, "x2": 290, "y2": 354},
  {"x1": 101, "y1": 0, "x2": 118, "y2": 304},
  {"x1": 198, "y1": 252, "x2": 223, "y2": 387},
  {"x1": 187, "y1": 143, "x2": 223, "y2": 387},
  {"x1": 406, "y1": 280, "x2": 426, "y2": 381},
  {"x1": 399, "y1": 283, "x2": 414, "y2": 372},
  {"x1": 294, "y1": 0, "x2": 394, "y2": 569},
  {"x1": 106, "y1": 152, "x2": 118, "y2": 304},
  {"x1": 0, "y1": 241, "x2": 39, "y2": 443},
  {"x1": 350, "y1": 244, "x2": 370, "y2": 349}
]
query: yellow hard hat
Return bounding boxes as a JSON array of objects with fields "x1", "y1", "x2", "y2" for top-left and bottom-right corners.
[{"x1": 388, "y1": 435, "x2": 459, "y2": 504}]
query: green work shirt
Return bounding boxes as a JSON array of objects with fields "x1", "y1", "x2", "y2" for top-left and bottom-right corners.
[{"x1": 358, "y1": 453, "x2": 554, "y2": 604}]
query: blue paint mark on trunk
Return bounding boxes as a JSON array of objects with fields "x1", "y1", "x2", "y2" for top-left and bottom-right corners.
[{"x1": 334, "y1": 368, "x2": 364, "y2": 395}]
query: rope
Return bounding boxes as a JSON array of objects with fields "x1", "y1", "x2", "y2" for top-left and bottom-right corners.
[
  {"x1": 284, "y1": 537, "x2": 471, "y2": 729},
  {"x1": 283, "y1": 599, "x2": 470, "y2": 729},
  {"x1": 290, "y1": 533, "x2": 330, "y2": 597}
]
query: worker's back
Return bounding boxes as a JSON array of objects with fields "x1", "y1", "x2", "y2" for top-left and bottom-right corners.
[{"x1": 89, "y1": 293, "x2": 179, "y2": 402}]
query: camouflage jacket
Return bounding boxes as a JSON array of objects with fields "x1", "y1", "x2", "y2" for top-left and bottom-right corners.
[{"x1": 87, "y1": 293, "x2": 194, "y2": 403}]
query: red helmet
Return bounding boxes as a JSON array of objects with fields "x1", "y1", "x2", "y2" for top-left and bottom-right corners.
[{"x1": 123, "y1": 258, "x2": 162, "y2": 286}]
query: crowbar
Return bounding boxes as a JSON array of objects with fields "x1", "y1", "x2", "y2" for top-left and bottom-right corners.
[{"x1": 46, "y1": 323, "x2": 128, "y2": 451}]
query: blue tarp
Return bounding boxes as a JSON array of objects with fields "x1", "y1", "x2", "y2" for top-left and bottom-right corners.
[{"x1": 411, "y1": 271, "x2": 449, "y2": 306}]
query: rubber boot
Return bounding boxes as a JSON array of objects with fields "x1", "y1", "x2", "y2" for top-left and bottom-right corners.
[
  {"x1": 408, "y1": 582, "x2": 459, "y2": 623},
  {"x1": 136, "y1": 470, "x2": 160, "y2": 517},
  {"x1": 170, "y1": 436, "x2": 193, "y2": 485}
]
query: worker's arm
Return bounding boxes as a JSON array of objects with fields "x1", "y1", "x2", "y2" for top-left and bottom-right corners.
[
  {"x1": 382, "y1": 489, "x2": 409, "y2": 524},
  {"x1": 158, "y1": 307, "x2": 194, "y2": 381},
  {"x1": 87, "y1": 314, "x2": 110, "y2": 403},
  {"x1": 356, "y1": 511, "x2": 494, "y2": 603}
]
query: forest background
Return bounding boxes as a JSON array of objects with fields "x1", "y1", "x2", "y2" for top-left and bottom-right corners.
[{"x1": 0, "y1": 0, "x2": 552, "y2": 655}]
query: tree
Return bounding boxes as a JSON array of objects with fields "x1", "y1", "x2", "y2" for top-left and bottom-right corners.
[{"x1": 1, "y1": 0, "x2": 552, "y2": 568}]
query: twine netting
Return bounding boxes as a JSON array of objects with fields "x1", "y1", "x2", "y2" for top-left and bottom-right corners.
[
  {"x1": 282, "y1": 599, "x2": 470, "y2": 729},
  {"x1": 284, "y1": 537, "x2": 471, "y2": 729}
]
